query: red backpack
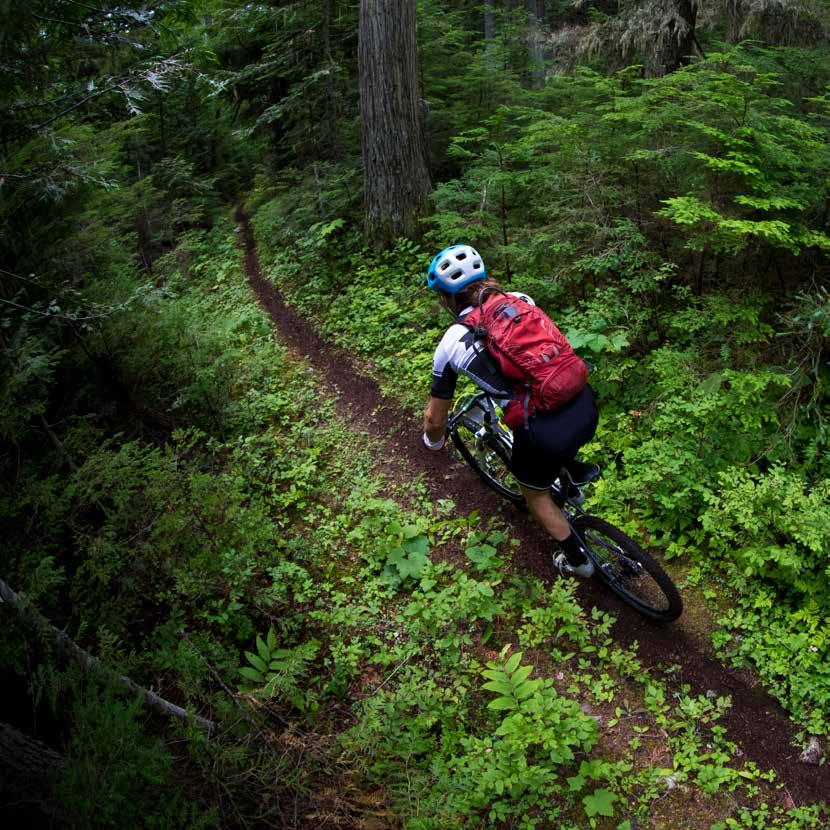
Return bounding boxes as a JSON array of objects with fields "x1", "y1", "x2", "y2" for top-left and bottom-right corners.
[{"x1": 463, "y1": 290, "x2": 588, "y2": 430}]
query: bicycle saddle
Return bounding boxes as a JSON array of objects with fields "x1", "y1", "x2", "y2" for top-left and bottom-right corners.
[{"x1": 564, "y1": 459, "x2": 601, "y2": 486}]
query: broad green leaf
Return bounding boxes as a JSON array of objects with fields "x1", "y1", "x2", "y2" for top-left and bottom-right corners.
[
  {"x1": 402, "y1": 523, "x2": 421, "y2": 540},
  {"x1": 481, "y1": 668, "x2": 505, "y2": 682},
  {"x1": 256, "y1": 635, "x2": 269, "y2": 662},
  {"x1": 482, "y1": 679, "x2": 514, "y2": 695},
  {"x1": 238, "y1": 667, "x2": 263, "y2": 683},
  {"x1": 504, "y1": 652, "x2": 522, "y2": 675},
  {"x1": 699, "y1": 372, "x2": 722, "y2": 395},
  {"x1": 396, "y1": 548, "x2": 429, "y2": 579},
  {"x1": 514, "y1": 679, "x2": 541, "y2": 700},
  {"x1": 488, "y1": 696, "x2": 517, "y2": 711},
  {"x1": 583, "y1": 788, "x2": 617, "y2": 818},
  {"x1": 403, "y1": 535, "x2": 429, "y2": 556},
  {"x1": 567, "y1": 774, "x2": 585, "y2": 791},
  {"x1": 245, "y1": 651, "x2": 267, "y2": 673},
  {"x1": 386, "y1": 546, "x2": 406, "y2": 566}
]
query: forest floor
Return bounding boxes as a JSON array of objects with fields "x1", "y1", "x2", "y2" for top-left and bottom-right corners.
[{"x1": 235, "y1": 207, "x2": 829, "y2": 809}]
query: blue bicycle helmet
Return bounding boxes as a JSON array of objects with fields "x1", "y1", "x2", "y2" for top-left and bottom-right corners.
[{"x1": 427, "y1": 244, "x2": 486, "y2": 294}]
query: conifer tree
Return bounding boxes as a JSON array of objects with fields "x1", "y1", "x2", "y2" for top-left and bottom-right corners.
[{"x1": 358, "y1": 0, "x2": 432, "y2": 245}]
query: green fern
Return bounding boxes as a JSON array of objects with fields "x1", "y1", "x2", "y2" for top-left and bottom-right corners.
[
  {"x1": 481, "y1": 649, "x2": 542, "y2": 712},
  {"x1": 239, "y1": 626, "x2": 319, "y2": 711}
]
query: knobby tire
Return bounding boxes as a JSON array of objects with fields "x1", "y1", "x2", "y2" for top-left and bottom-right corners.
[{"x1": 572, "y1": 514, "x2": 683, "y2": 622}]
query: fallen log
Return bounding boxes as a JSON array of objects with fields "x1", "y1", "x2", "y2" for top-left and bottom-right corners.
[{"x1": 0, "y1": 577, "x2": 215, "y2": 734}]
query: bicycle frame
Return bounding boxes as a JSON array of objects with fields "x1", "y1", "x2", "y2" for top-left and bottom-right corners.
[
  {"x1": 447, "y1": 391, "x2": 587, "y2": 516},
  {"x1": 447, "y1": 392, "x2": 682, "y2": 621}
]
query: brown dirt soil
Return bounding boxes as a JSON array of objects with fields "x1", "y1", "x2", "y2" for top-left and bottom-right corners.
[{"x1": 235, "y1": 206, "x2": 829, "y2": 807}]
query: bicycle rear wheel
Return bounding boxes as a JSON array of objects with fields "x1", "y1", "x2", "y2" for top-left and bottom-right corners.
[
  {"x1": 572, "y1": 515, "x2": 683, "y2": 622},
  {"x1": 450, "y1": 415, "x2": 524, "y2": 505}
]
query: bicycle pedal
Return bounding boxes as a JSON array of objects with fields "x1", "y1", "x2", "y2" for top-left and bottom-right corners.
[{"x1": 554, "y1": 552, "x2": 595, "y2": 579}]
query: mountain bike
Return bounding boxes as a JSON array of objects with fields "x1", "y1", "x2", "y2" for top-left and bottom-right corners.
[{"x1": 447, "y1": 391, "x2": 683, "y2": 622}]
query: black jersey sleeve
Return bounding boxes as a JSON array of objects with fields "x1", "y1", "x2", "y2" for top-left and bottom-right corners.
[
  {"x1": 430, "y1": 367, "x2": 458, "y2": 399},
  {"x1": 430, "y1": 322, "x2": 514, "y2": 401}
]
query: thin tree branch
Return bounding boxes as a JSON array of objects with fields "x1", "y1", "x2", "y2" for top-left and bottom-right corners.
[
  {"x1": 57, "y1": 0, "x2": 112, "y2": 13},
  {"x1": 31, "y1": 84, "x2": 120, "y2": 131},
  {"x1": 179, "y1": 628, "x2": 247, "y2": 712},
  {"x1": 56, "y1": 0, "x2": 179, "y2": 41},
  {"x1": 30, "y1": 12, "x2": 87, "y2": 28},
  {"x1": 0, "y1": 266, "x2": 49, "y2": 288},
  {"x1": 39, "y1": 415, "x2": 80, "y2": 474}
]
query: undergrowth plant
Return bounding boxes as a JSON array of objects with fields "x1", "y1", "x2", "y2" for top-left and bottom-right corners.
[{"x1": 249, "y1": 59, "x2": 830, "y2": 731}]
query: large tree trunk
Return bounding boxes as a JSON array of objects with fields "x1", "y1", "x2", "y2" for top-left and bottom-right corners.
[
  {"x1": 726, "y1": 0, "x2": 746, "y2": 41},
  {"x1": 0, "y1": 722, "x2": 66, "y2": 826},
  {"x1": 526, "y1": 0, "x2": 546, "y2": 88},
  {"x1": 485, "y1": 0, "x2": 496, "y2": 40},
  {"x1": 648, "y1": 0, "x2": 697, "y2": 76},
  {"x1": 484, "y1": 0, "x2": 498, "y2": 77},
  {"x1": 358, "y1": 0, "x2": 431, "y2": 247}
]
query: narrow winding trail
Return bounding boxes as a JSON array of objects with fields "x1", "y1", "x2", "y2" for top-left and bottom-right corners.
[{"x1": 236, "y1": 207, "x2": 828, "y2": 806}]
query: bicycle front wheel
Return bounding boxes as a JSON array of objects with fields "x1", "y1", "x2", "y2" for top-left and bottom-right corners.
[
  {"x1": 450, "y1": 417, "x2": 524, "y2": 505},
  {"x1": 572, "y1": 515, "x2": 683, "y2": 622}
]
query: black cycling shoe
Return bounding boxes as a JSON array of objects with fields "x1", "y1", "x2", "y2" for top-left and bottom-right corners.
[{"x1": 555, "y1": 532, "x2": 595, "y2": 578}]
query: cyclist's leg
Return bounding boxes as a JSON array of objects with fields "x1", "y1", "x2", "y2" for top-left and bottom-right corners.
[
  {"x1": 520, "y1": 484, "x2": 569, "y2": 540},
  {"x1": 512, "y1": 390, "x2": 599, "y2": 576},
  {"x1": 511, "y1": 388, "x2": 598, "y2": 506},
  {"x1": 520, "y1": 484, "x2": 592, "y2": 575}
]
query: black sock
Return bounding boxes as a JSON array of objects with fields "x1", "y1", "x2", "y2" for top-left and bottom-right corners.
[{"x1": 559, "y1": 532, "x2": 588, "y2": 566}]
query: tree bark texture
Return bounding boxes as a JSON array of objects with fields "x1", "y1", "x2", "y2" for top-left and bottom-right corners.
[
  {"x1": 358, "y1": 0, "x2": 431, "y2": 246},
  {"x1": 0, "y1": 577, "x2": 215, "y2": 734},
  {"x1": 485, "y1": 0, "x2": 496, "y2": 40},
  {"x1": 649, "y1": 0, "x2": 697, "y2": 76},
  {"x1": 726, "y1": 0, "x2": 746, "y2": 41},
  {"x1": 0, "y1": 721, "x2": 66, "y2": 826},
  {"x1": 527, "y1": 0, "x2": 546, "y2": 88}
]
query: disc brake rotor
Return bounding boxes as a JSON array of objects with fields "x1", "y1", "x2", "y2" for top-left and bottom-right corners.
[
  {"x1": 474, "y1": 440, "x2": 499, "y2": 478},
  {"x1": 588, "y1": 534, "x2": 643, "y2": 580}
]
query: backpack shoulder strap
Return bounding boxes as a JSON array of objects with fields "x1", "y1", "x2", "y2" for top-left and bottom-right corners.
[
  {"x1": 456, "y1": 286, "x2": 508, "y2": 331},
  {"x1": 456, "y1": 311, "x2": 487, "y2": 339}
]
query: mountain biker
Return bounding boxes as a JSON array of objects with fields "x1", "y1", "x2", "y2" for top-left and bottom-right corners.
[{"x1": 422, "y1": 244, "x2": 599, "y2": 578}]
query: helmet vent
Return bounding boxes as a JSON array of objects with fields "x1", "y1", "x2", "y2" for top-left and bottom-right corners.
[{"x1": 427, "y1": 244, "x2": 486, "y2": 295}]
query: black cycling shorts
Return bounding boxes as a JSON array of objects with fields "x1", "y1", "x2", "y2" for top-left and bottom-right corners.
[{"x1": 511, "y1": 385, "x2": 599, "y2": 490}]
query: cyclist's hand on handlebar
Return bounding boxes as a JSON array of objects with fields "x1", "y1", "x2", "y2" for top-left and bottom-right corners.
[{"x1": 422, "y1": 432, "x2": 446, "y2": 451}]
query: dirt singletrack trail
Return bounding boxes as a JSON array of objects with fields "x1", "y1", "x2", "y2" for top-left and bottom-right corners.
[{"x1": 235, "y1": 206, "x2": 828, "y2": 806}]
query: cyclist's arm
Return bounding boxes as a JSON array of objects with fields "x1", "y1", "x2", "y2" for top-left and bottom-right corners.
[
  {"x1": 424, "y1": 396, "x2": 452, "y2": 443},
  {"x1": 424, "y1": 328, "x2": 461, "y2": 449}
]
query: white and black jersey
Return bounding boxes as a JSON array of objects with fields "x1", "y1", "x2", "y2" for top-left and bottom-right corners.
[{"x1": 429, "y1": 292, "x2": 535, "y2": 401}]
